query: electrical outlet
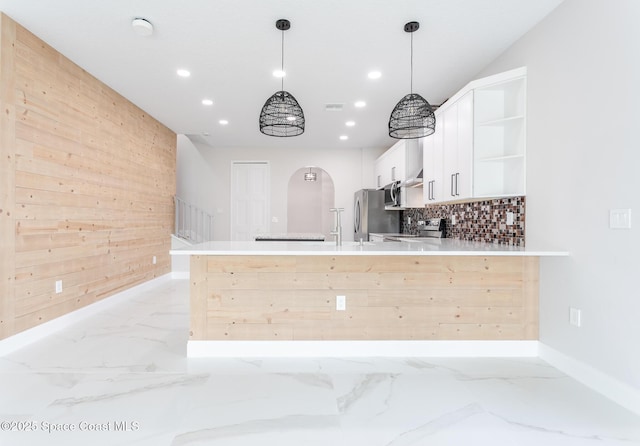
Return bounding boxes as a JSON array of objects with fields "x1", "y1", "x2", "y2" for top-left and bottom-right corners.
[
  {"x1": 569, "y1": 307, "x2": 581, "y2": 327},
  {"x1": 55, "y1": 280, "x2": 62, "y2": 294},
  {"x1": 336, "y1": 295, "x2": 346, "y2": 311},
  {"x1": 451, "y1": 214, "x2": 456, "y2": 225},
  {"x1": 506, "y1": 212, "x2": 514, "y2": 225},
  {"x1": 152, "y1": 255, "x2": 157, "y2": 265},
  {"x1": 407, "y1": 216, "x2": 411, "y2": 225}
]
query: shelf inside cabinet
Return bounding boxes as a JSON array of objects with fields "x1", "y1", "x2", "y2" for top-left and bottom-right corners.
[
  {"x1": 475, "y1": 154, "x2": 525, "y2": 162},
  {"x1": 473, "y1": 158, "x2": 525, "y2": 198},
  {"x1": 473, "y1": 77, "x2": 526, "y2": 124},
  {"x1": 476, "y1": 115, "x2": 525, "y2": 127}
]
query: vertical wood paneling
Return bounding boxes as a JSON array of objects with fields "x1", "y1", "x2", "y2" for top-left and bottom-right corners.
[
  {"x1": 0, "y1": 14, "x2": 176, "y2": 340},
  {"x1": 0, "y1": 15, "x2": 17, "y2": 339},
  {"x1": 190, "y1": 256, "x2": 207, "y2": 340},
  {"x1": 191, "y1": 255, "x2": 540, "y2": 341},
  {"x1": 523, "y1": 256, "x2": 540, "y2": 339}
]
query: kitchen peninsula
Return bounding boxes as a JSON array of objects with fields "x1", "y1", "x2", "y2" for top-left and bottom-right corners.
[{"x1": 171, "y1": 240, "x2": 567, "y2": 356}]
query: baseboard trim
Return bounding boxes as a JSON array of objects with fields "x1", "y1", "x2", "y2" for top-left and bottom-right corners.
[
  {"x1": 539, "y1": 343, "x2": 640, "y2": 416},
  {"x1": 0, "y1": 274, "x2": 173, "y2": 356},
  {"x1": 187, "y1": 340, "x2": 539, "y2": 358}
]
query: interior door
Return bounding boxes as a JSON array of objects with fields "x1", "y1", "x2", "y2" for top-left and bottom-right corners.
[{"x1": 230, "y1": 161, "x2": 270, "y2": 241}]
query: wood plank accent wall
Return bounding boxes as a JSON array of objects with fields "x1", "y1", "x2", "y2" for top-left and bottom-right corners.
[
  {"x1": 190, "y1": 255, "x2": 539, "y2": 341},
  {"x1": 0, "y1": 14, "x2": 176, "y2": 340}
]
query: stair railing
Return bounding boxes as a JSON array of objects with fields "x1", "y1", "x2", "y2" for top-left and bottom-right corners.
[{"x1": 174, "y1": 196, "x2": 214, "y2": 243}]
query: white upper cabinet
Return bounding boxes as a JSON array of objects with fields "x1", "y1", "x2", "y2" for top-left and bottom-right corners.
[
  {"x1": 374, "y1": 148, "x2": 393, "y2": 188},
  {"x1": 421, "y1": 66, "x2": 527, "y2": 205},
  {"x1": 374, "y1": 139, "x2": 422, "y2": 188}
]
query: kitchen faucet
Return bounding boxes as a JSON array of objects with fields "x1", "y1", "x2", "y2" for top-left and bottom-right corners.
[{"x1": 329, "y1": 208, "x2": 344, "y2": 247}]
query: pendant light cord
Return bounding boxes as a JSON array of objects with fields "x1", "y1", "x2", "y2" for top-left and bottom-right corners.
[
  {"x1": 410, "y1": 30, "x2": 414, "y2": 94},
  {"x1": 281, "y1": 28, "x2": 285, "y2": 92}
]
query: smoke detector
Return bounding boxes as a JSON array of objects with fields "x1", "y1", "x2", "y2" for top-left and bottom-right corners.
[
  {"x1": 325, "y1": 103, "x2": 344, "y2": 112},
  {"x1": 132, "y1": 18, "x2": 154, "y2": 37}
]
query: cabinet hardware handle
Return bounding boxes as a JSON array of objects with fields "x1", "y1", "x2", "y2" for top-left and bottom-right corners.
[
  {"x1": 450, "y1": 174, "x2": 455, "y2": 197},
  {"x1": 431, "y1": 180, "x2": 435, "y2": 200},
  {"x1": 455, "y1": 173, "x2": 460, "y2": 196}
]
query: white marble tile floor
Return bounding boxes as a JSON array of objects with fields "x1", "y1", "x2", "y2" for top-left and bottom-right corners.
[{"x1": 0, "y1": 279, "x2": 638, "y2": 445}]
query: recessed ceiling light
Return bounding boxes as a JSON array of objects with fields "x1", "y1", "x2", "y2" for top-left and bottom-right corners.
[
  {"x1": 339, "y1": 135, "x2": 349, "y2": 141},
  {"x1": 273, "y1": 69, "x2": 286, "y2": 78},
  {"x1": 354, "y1": 101, "x2": 366, "y2": 108},
  {"x1": 202, "y1": 99, "x2": 213, "y2": 106},
  {"x1": 346, "y1": 121, "x2": 355, "y2": 127},
  {"x1": 219, "y1": 120, "x2": 229, "y2": 125},
  {"x1": 367, "y1": 71, "x2": 382, "y2": 80},
  {"x1": 177, "y1": 69, "x2": 191, "y2": 78},
  {"x1": 131, "y1": 18, "x2": 154, "y2": 37}
]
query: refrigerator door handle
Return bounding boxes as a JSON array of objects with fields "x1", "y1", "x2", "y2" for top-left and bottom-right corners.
[{"x1": 354, "y1": 198, "x2": 361, "y2": 234}]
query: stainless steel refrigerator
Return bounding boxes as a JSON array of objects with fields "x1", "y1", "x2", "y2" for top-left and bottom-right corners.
[{"x1": 353, "y1": 189, "x2": 400, "y2": 241}]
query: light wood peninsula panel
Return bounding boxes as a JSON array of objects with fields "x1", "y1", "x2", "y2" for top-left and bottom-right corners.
[
  {"x1": 190, "y1": 255, "x2": 539, "y2": 341},
  {"x1": 0, "y1": 13, "x2": 176, "y2": 340}
]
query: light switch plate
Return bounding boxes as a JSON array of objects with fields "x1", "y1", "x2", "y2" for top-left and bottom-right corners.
[
  {"x1": 336, "y1": 295, "x2": 346, "y2": 311},
  {"x1": 55, "y1": 280, "x2": 62, "y2": 294},
  {"x1": 609, "y1": 209, "x2": 631, "y2": 229},
  {"x1": 569, "y1": 307, "x2": 581, "y2": 327}
]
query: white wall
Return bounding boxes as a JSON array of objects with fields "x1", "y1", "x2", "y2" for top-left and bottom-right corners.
[
  {"x1": 176, "y1": 135, "x2": 385, "y2": 241},
  {"x1": 287, "y1": 168, "x2": 335, "y2": 239},
  {"x1": 478, "y1": 0, "x2": 640, "y2": 390}
]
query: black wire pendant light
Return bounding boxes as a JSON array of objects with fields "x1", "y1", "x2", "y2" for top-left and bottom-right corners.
[
  {"x1": 259, "y1": 19, "x2": 305, "y2": 137},
  {"x1": 388, "y1": 21, "x2": 436, "y2": 139}
]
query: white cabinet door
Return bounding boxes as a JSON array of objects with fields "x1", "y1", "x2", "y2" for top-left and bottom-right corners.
[
  {"x1": 456, "y1": 91, "x2": 474, "y2": 200},
  {"x1": 442, "y1": 91, "x2": 473, "y2": 201},
  {"x1": 423, "y1": 117, "x2": 444, "y2": 204},
  {"x1": 374, "y1": 152, "x2": 391, "y2": 188},
  {"x1": 387, "y1": 140, "x2": 405, "y2": 183},
  {"x1": 422, "y1": 131, "x2": 433, "y2": 204},
  {"x1": 442, "y1": 101, "x2": 459, "y2": 200}
]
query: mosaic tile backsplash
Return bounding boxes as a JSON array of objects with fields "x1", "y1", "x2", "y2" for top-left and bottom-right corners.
[{"x1": 401, "y1": 196, "x2": 526, "y2": 246}]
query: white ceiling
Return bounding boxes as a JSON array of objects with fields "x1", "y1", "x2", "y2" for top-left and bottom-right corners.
[{"x1": 0, "y1": 0, "x2": 563, "y2": 151}]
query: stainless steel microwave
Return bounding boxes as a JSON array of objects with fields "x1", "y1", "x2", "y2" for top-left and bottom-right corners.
[{"x1": 383, "y1": 181, "x2": 401, "y2": 207}]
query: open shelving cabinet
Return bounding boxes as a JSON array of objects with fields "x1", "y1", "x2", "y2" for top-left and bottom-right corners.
[{"x1": 473, "y1": 72, "x2": 526, "y2": 198}]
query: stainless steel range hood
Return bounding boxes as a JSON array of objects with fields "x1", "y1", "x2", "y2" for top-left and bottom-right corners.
[{"x1": 401, "y1": 168, "x2": 423, "y2": 187}]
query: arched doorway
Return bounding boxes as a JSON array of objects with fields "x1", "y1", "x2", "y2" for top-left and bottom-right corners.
[{"x1": 287, "y1": 167, "x2": 335, "y2": 239}]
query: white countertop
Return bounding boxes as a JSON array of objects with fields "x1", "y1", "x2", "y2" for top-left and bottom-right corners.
[
  {"x1": 170, "y1": 239, "x2": 568, "y2": 257},
  {"x1": 254, "y1": 233, "x2": 325, "y2": 241}
]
